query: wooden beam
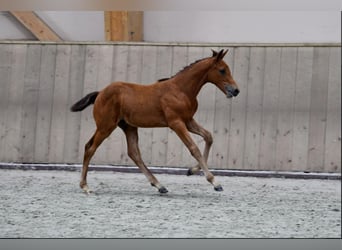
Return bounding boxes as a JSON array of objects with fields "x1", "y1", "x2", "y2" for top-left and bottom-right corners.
[
  {"x1": 104, "y1": 11, "x2": 112, "y2": 41},
  {"x1": 10, "y1": 11, "x2": 62, "y2": 41},
  {"x1": 105, "y1": 11, "x2": 143, "y2": 41}
]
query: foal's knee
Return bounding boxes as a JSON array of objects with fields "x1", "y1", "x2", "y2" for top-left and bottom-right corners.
[{"x1": 205, "y1": 132, "x2": 213, "y2": 146}]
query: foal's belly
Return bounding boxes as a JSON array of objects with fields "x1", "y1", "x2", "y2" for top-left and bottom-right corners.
[
  {"x1": 123, "y1": 112, "x2": 168, "y2": 128},
  {"x1": 121, "y1": 102, "x2": 168, "y2": 128},
  {"x1": 110, "y1": 82, "x2": 170, "y2": 128}
]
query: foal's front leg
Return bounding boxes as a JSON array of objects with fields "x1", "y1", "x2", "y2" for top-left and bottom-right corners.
[
  {"x1": 169, "y1": 120, "x2": 223, "y2": 191},
  {"x1": 186, "y1": 119, "x2": 213, "y2": 176}
]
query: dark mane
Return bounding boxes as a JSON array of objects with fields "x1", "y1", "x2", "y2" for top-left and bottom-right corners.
[
  {"x1": 158, "y1": 77, "x2": 170, "y2": 82},
  {"x1": 158, "y1": 57, "x2": 208, "y2": 82}
]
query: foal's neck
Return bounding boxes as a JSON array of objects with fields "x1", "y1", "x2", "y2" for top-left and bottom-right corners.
[{"x1": 174, "y1": 58, "x2": 212, "y2": 100}]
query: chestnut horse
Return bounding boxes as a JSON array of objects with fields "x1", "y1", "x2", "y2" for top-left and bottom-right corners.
[{"x1": 71, "y1": 49, "x2": 239, "y2": 194}]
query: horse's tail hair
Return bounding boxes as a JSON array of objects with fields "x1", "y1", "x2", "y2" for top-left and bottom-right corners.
[{"x1": 70, "y1": 91, "x2": 99, "y2": 112}]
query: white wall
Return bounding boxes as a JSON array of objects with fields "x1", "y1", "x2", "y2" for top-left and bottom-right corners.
[
  {"x1": 36, "y1": 11, "x2": 105, "y2": 41},
  {"x1": 144, "y1": 11, "x2": 341, "y2": 43},
  {"x1": 0, "y1": 11, "x2": 340, "y2": 43},
  {"x1": 0, "y1": 11, "x2": 105, "y2": 41},
  {"x1": 0, "y1": 11, "x2": 35, "y2": 40}
]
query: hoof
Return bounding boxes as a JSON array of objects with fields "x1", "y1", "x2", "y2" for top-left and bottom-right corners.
[
  {"x1": 82, "y1": 188, "x2": 93, "y2": 194},
  {"x1": 158, "y1": 186, "x2": 168, "y2": 194},
  {"x1": 80, "y1": 184, "x2": 93, "y2": 194},
  {"x1": 214, "y1": 185, "x2": 223, "y2": 192},
  {"x1": 187, "y1": 168, "x2": 194, "y2": 176},
  {"x1": 83, "y1": 187, "x2": 93, "y2": 194}
]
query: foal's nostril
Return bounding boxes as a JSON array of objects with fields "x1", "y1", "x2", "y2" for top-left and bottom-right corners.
[
  {"x1": 224, "y1": 85, "x2": 240, "y2": 98},
  {"x1": 233, "y1": 89, "x2": 240, "y2": 96}
]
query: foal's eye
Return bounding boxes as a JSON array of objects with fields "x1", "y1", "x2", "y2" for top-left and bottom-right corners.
[{"x1": 219, "y1": 69, "x2": 226, "y2": 75}]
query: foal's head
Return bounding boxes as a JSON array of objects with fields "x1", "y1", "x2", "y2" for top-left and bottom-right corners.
[{"x1": 207, "y1": 49, "x2": 239, "y2": 98}]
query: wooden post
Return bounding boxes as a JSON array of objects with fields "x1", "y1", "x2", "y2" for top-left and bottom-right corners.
[
  {"x1": 105, "y1": 11, "x2": 143, "y2": 41},
  {"x1": 10, "y1": 11, "x2": 62, "y2": 41}
]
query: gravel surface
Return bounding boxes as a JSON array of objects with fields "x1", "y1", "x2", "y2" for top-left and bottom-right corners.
[{"x1": 0, "y1": 169, "x2": 340, "y2": 238}]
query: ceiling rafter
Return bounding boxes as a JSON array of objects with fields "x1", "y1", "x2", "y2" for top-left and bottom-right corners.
[{"x1": 10, "y1": 11, "x2": 62, "y2": 41}]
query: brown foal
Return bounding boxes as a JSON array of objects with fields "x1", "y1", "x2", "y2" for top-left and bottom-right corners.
[{"x1": 71, "y1": 49, "x2": 239, "y2": 194}]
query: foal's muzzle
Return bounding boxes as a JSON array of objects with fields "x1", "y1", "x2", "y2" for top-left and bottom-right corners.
[{"x1": 225, "y1": 85, "x2": 240, "y2": 98}]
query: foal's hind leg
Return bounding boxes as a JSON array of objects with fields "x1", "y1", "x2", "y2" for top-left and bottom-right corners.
[
  {"x1": 186, "y1": 119, "x2": 213, "y2": 176},
  {"x1": 80, "y1": 127, "x2": 114, "y2": 193},
  {"x1": 119, "y1": 121, "x2": 168, "y2": 193}
]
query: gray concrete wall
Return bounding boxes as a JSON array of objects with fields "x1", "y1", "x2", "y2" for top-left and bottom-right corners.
[{"x1": 0, "y1": 42, "x2": 340, "y2": 172}]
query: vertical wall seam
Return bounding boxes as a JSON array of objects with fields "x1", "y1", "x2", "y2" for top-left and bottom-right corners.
[
  {"x1": 257, "y1": 47, "x2": 266, "y2": 170},
  {"x1": 226, "y1": 46, "x2": 235, "y2": 169},
  {"x1": 241, "y1": 47, "x2": 251, "y2": 170},
  {"x1": 274, "y1": 47, "x2": 283, "y2": 170},
  {"x1": 322, "y1": 47, "x2": 332, "y2": 171},
  {"x1": 290, "y1": 47, "x2": 299, "y2": 171}
]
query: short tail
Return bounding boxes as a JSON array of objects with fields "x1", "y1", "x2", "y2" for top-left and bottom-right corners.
[{"x1": 70, "y1": 91, "x2": 99, "y2": 112}]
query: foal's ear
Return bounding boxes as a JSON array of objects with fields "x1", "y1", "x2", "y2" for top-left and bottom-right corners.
[
  {"x1": 222, "y1": 49, "x2": 229, "y2": 58},
  {"x1": 214, "y1": 49, "x2": 229, "y2": 62},
  {"x1": 211, "y1": 49, "x2": 218, "y2": 57}
]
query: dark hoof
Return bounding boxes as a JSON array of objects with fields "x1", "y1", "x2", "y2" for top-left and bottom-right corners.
[
  {"x1": 214, "y1": 185, "x2": 223, "y2": 192},
  {"x1": 187, "y1": 168, "x2": 194, "y2": 176},
  {"x1": 158, "y1": 186, "x2": 168, "y2": 194}
]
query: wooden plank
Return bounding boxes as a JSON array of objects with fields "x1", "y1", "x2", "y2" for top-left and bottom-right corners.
[
  {"x1": 104, "y1": 11, "x2": 112, "y2": 41},
  {"x1": 324, "y1": 47, "x2": 341, "y2": 172},
  {"x1": 108, "y1": 11, "x2": 124, "y2": 41},
  {"x1": 151, "y1": 46, "x2": 173, "y2": 166},
  {"x1": 211, "y1": 46, "x2": 234, "y2": 169},
  {"x1": 0, "y1": 44, "x2": 13, "y2": 161},
  {"x1": 2, "y1": 45, "x2": 27, "y2": 162},
  {"x1": 96, "y1": 45, "x2": 114, "y2": 89},
  {"x1": 106, "y1": 11, "x2": 143, "y2": 41},
  {"x1": 48, "y1": 45, "x2": 71, "y2": 163},
  {"x1": 141, "y1": 45, "x2": 158, "y2": 84},
  {"x1": 243, "y1": 47, "x2": 265, "y2": 170},
  {"x1": 10, "y1": 11, "x2": 62, "y2": 41},
  {"x1": 227, "y1": 47, "x2": 250, "y2": 170},
  {"x1": 127, "y1": 12, "x2": 143, "y2": 41},
  {"x1": 20, "y1": 44, "x2": 41, "y2": 162},
  {"x1": 292, "y1": 47, "x2": 314, "y2": 171},
  {"x1": 307, "y1": 47, "x2": 330, "y2": 172},
  {"x1": 34, "y1": 45, "x2": 57, "y2": 162},
  {"x1": 166, "y1": 46, "x2": 188, "y2": 167},
  {"x1": 275, "y1": 47, "x2": 298, "y2": 171},
  {"x1": 126, "y1": 45, "x2": 143, "y2": 83},
  {"x1": 63, "y1": 45, "x2": 86, "y2": 163},
  {"x1": 259, "y1": 47, "x2": 282, "y2": 170}
]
